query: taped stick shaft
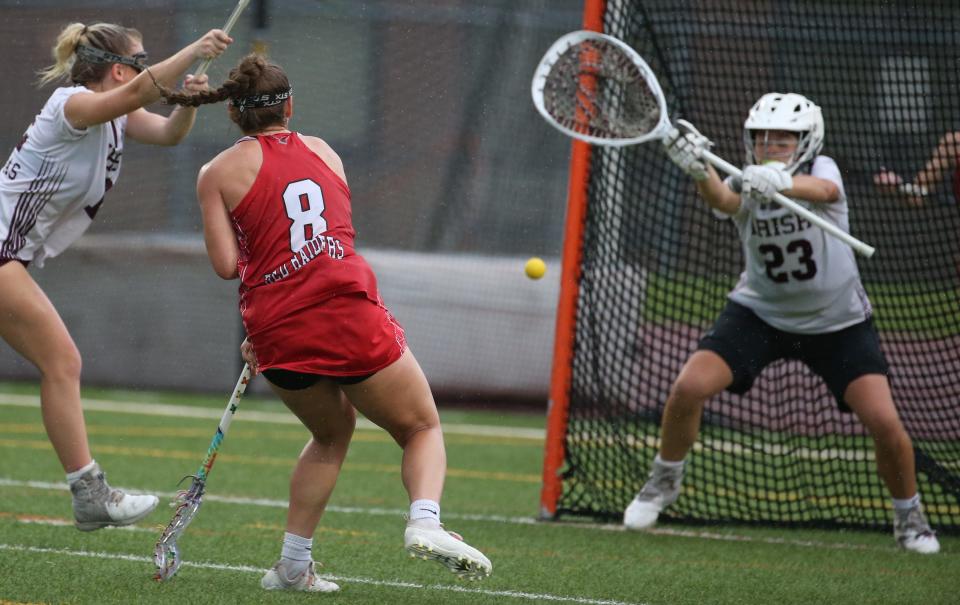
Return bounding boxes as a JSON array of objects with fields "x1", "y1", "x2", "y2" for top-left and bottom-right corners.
[
  {"x1": 194, "y1": 0, "x2": 251, "y2": 77},
  {"x1": 195, "y1": 363, "x2": 251, "y2": 482}
]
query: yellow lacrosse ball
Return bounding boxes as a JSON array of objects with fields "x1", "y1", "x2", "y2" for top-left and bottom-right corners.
[{"x1": 525, "y1": 257, "x2": 547, "y2": 280}]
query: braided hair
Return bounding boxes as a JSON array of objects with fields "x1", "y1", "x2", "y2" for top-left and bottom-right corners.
[{"x1": 160, "y1": 54, "x2": 291, "y2": 134}]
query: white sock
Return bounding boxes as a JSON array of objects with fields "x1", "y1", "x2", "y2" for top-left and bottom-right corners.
[
  {"x1": 280, "y1": 531, "x2": 313, "y2": 571},
  {"x1": 409, "y1": 499, "x2": 441, "y2": 525},
  {"x1": 892, "y1": 493, "x2": 921, "y2": 511},
  {"x1": 654, "y1": 454, "x2": 685, "y2": 469},
  {"x1": 66, "y1": 460, "x2": 97, "y2": 485}
]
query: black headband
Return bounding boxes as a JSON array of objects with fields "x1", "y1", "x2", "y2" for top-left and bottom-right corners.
[
  {"x1": 231, "y1": 88, "x2": 293, "y2": 112},
  {"x1": 75, "y1": 44, "x2": 149, "y2": 73}
]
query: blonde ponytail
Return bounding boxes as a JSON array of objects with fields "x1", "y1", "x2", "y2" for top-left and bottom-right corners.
[
  {"x1": 36, "y1": 22, "x2": 142, "y2": 88},
  {"x1": 36, "y1": 22, "x2": 86, "y2": 86}
]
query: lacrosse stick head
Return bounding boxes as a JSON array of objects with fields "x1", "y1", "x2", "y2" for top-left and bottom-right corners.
[
  {"x1": 532, "y1": 30, "x2": 672, "y2": 146},
  {"x1": 153, "y1": 538, "x2": 182, "y2": 582},
  {"x1": 153, "y1": 478, "x2": 205, "y2": 581}
]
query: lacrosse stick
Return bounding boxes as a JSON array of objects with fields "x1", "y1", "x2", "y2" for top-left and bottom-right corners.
[
  {"x1": 531, "y1": 30, "x2": 875, "y2": 258},
  {"x1": 153, "y1": 363, "x2": 252, "y2": 581},
  {"x1": 193, "y1": 0, "x2": 252, "y2": 77}
]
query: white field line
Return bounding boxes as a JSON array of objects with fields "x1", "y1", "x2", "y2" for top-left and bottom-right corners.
[
  {"x1": 0, "y1": 477, "x2": 536, "y2": 525},
  {"x1": 0, "y1": 393, "x2": 545, "y2": 441},
  {"x1": 566, "y1": 522, "x2": 876, "y2": 551},
  {"x1": 0, "y1": 543, "x2": 648, "y2": 605},
  {"x1": 0, "y1": 477, "x2": 899, "y2": 554}
]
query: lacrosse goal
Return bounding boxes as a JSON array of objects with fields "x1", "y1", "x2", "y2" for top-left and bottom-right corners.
[{"x1": 540, "y1": 0, "x2": 960, "y2": 532}]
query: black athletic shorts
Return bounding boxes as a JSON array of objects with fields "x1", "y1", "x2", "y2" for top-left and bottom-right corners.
[
  {"x1": 261, "y1": 368, "x2": 373, "y2": 391},
  {"x1": 697, "y1": 300, "x2": 889, "y2": 411}
]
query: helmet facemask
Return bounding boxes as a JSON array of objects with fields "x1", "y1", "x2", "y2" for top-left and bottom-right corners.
[
  {"x1": 746, "y1": 129, "x2": 812, "y2": 172},
  {"x1": 743, "y1": 93, "x2": 824, "y2": 174}
]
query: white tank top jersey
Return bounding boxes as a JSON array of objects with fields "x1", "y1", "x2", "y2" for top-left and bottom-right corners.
[
  {"x1": 722, "y1": 156, "x2": 871, "y2": 334},
  {"x1": 0, "y1": 86, "x2": 126, "y2": 267}
]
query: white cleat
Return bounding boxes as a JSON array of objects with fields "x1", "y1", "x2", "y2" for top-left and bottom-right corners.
[
  {"x1": 261, "y1": 560, "x2": 340, "y2": 592},
  {"x1": 623, "y1": 461, "x2": 683, "y2": 531},
  {"x1": 404, "y1": 519, "x2": 492, "y2": 580},
  {"x1": 623, "y1": 497, "x2": 665, "y2": 530},
  {"x1": 70, "y1": 464, "x2": 159, "y2": 531},
  {"x1": 894, "y1": 506, "x2": 940, "y2": 554}
]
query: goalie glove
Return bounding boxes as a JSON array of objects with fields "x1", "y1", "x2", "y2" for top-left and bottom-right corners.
[
  {"x1": 662, "y1": 121, "x2": 712, "y2": 182},
  {"x1": 741, "y1": 162, "x2": 793, "y2": 205}
]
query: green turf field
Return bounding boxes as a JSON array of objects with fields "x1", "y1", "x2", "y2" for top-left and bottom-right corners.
[{"x1": 0, "y1": 382, "x2": 956, "y2": 605}]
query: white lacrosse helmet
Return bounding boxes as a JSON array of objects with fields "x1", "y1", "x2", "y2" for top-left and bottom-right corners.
[{"x1": 743, "y1": 92, "x2": 824, "y2": 174}]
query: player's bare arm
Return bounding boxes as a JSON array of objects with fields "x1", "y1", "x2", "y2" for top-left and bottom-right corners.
[
  {"x1": 125, "y1": 74, "x2": 210, "y2": 145},
  {"x1": 696, "y1": 165, "x2": 742, "y2": 215},
  {"x1": 785, "y1": 175, "x2": 840, "y2": 204},
  {"x1": 125, "y1": 106, "x2": 194, "y2": 146},
  {"x1": 197, "y1": 158, "x2": 240, "y2": 279},
  {"x1": 64, "y1": 29, "x2": 231, "y2": 130}
]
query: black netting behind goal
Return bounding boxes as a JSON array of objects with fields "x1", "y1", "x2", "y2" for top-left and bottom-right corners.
[{"x1": 553, "y1": 1, "x2": 960, "y2": 532}]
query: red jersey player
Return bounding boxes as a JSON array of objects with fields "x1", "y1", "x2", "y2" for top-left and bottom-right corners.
[
  {"x1": 228, "y1": 125, "x2": 402, "y2": 379},
  {"x1": 163, "y1": 54, "x2": 491, "y2": 592}
]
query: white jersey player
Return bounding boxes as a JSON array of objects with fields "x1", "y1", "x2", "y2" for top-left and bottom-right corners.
[
  {"x1": 621, "y1": 92, "x2": 940, "y2": 554},
  {"x1": 1, "y1": 87, "x2": 126, "y2": 266},
  {"x1": 0, "y1": 21, "x2": 231, "y2": 531},
  {"x1": 726, "y1": 153, "x2": 871, "y2": 334}
]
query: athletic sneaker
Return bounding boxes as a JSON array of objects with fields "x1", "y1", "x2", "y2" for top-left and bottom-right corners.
[
  {"x1": 894, "y1": 506, "x2": 940, "y2": 554},
  {"x1": 70, "y1": 464, "x2": 159, "y2": 531},
  {"x1": 623, "y1": 461, "x2": 684, "y2": 530},
  {"x1": 404, "y1": 519, "x2": 492, "y2": 580},
  {"x1": 261, "y1": 560, "x2": 340, "y2": 592}
]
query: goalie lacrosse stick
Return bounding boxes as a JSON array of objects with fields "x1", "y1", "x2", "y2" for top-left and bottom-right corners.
[
  {"x1": 153, "y1": 363, "x2": 252, "y2": 581},
  {"x1": 531, "y1": 30, "x2": 876, "y2": 258},
  {"x1": 193, "y1": 0, "x2": 252, "y2": 77}
]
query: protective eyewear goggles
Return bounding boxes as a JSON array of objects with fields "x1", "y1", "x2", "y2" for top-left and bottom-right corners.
[{"x1": 76, "y1": 44, "x2": 149, "y2": 73}]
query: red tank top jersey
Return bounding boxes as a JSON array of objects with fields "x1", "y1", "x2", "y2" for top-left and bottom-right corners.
[{"x1": 230, "y1": 132, "x2": 405, "y2": 376}]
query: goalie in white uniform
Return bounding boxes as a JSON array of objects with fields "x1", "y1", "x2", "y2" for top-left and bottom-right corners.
[
  {"x1": 0, "y1": 22, "x2": 231, "y2": 530},
  {"x1": 622, "y1": 93, "x2": 940, "y2": 554}
]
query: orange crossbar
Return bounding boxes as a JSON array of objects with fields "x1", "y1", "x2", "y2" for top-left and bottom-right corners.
[{"x1": 539, "y1": 0, "x2": 606, "y2": 519}]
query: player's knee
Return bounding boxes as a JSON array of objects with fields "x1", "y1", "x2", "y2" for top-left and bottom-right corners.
[
  {"x1": 393, "y1": 419, "x2": 441, "y2": 448},
  {"x1": 40, "y1": 345, "x2": 82, "y2": 384},
  {"x1": 311, "y1": 405, "x2": 356, "y2": 445},
  {"x1": 342, "y1": 404, "x2": 357, "y2": 434},
  {"x1": 669, "y1": 375, "x2": 715, "y2": 409},
  {"x1": 336, "y1": 404, "x2": 358, "y2": 437},
  {"x1": 870, "y1": 420, "x2": 911, "y2": 452}
]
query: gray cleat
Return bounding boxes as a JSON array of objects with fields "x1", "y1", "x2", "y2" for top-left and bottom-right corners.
[
  {"x1": 261, "y1": 560, "x2": 340, "y2": 592},
  {"x1": 70, "y1": 463, "x2": 158, "y2": 531}
]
